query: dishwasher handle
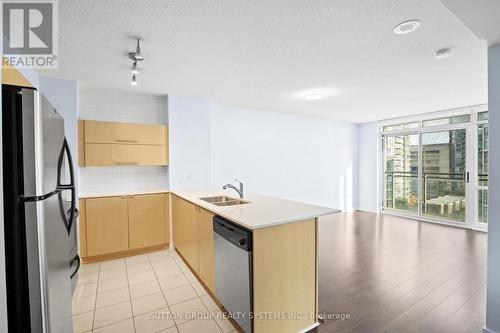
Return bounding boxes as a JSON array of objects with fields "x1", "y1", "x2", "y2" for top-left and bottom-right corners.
[{"x1": 213, "y1": 216, "x2": 252, "y2": 252}]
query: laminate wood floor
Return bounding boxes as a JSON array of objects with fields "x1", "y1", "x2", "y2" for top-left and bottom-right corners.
[{"x1": 313, "y1": 211, "x2": 487, "y2": 333}]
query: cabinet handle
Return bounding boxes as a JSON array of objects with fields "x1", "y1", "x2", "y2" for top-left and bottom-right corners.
[
  {"x1": 116, "y1": 162, "x2": 139, "y2": 165},
  {"x1": 115, "y1": 139, "x2": 139, "y2": 143}
]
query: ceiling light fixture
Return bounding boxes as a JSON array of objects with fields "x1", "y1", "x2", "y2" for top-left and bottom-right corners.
[
  {"x1": 131, "y1": 74, "x2": 138, "y2": 86},
  {"x1": 129, "y1": 38, "x2": 144, "y2": 62},
  {"x1": 435, "y1": 48, "x2": 453, "y2": 59},
  {"x1": 131, "y1": 61, "x2": 139, "y2": 74},
  {"x1": 305, "y1": 92, "x2": 326, "y2": 100},
  {"x1": 294, "y1": 88, "x2": 335, "y2": 101},
  {"x1": 393, "y1": 19, "x2": 421, "y2": 35},
  {"x1": 128, "y1": 38, "x2": 144, "y2": 86}
]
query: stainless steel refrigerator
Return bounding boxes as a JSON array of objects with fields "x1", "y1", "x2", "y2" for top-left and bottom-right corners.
[{"x1": 2, "y1": 84, "x2": 80, "y2": 332}]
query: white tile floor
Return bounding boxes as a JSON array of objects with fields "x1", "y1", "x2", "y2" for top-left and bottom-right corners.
[{"x1": 73, "y1": 248, "x2": 237, "y2": 333}]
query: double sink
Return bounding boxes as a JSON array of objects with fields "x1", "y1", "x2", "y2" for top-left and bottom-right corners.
[{"x1": 200, "y1": 196, "x2": 250, "y2": 206}]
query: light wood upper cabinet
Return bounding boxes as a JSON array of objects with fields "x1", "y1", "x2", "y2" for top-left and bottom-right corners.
[
  {"x1": 84, "y1": 120, "x2": 167, "y2": 145},
  {"x1": 85, "y1": 197, "x2": 129, "y2": 256},
  {"x1": 78, "y1": 119, "x2": 168, "y2": 166},
  {"x1": 196, "y1": 208, "x2": 215, "y2": 293},
  {"x1": 2, "y1": 66, "x2": 33, "y2": 87},
  {"x1": 85, "y1": 144, "x2": 167, "y2": 166},
  {"x1": 129, "y1": 194, "x2": 166, "y2": 249}
]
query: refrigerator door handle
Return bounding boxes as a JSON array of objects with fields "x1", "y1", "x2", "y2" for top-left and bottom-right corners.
[
  {"x1": 69, "y1": 254, "x2": 80, "y2": 279},
  {"x1": 56, "y1": 138, "x2": 75, "y2": 189},
  {"x1": 56, "y1": 138, "x2": 77, "y2": 234}
]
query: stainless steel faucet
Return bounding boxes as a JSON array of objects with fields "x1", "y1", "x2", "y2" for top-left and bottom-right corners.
[{"x1": 222, "y1": 179, "x2": 244, "y2": 198}]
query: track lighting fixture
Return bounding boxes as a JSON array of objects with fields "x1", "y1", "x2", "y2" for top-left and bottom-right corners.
[{"x1": 128, "y1": 38, "x2": 144, "y2": 86}]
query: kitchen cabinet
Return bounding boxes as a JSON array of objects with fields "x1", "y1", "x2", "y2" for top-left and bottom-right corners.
[
  {"x1": 2, "y1": 66, "x2": 33, "y2": 88},
  {"x1": 170, "y1": 192, "x2": 331, "y2": 333},
  {"x1": 79, "y1": 192, "x2": 170, "y2": 262},
  {"x1": 85, "y1": 196, "x2": 129, "y2": 256},
  {"x1": 84, "y1": 120, "x2": 166, "y2": 145},
  {"x1": 78, "y1": 119, "x2": 168, "y2": 166},
  {"x1": 129, "y1": 194, "x2": 166, "y2": 249},
  {"x1": 85, "y1": 143, "x2": 166, "y2": 166},
  {"x1": 196, "y1": 208, "x2": 215, "y2": 293},
  {"x1": 172, "y1": 195, "x2": 199, "y2": 273},
  {"x1": 172, "y1": 195, "x2": 216, "y2": 292}
]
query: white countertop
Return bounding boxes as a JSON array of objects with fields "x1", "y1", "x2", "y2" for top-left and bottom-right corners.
[{"x1": 172, "y1": 189, "x2": 341, "y2": 230}]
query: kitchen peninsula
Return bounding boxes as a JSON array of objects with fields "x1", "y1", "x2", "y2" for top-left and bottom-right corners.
[{"x1": 171, "y1": 190, "x2": 340, "y2": 333}]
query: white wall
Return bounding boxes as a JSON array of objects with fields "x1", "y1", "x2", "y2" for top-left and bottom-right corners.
[
  {"x1": 78, "y1": 86, "x2": 169, "y2": 196},
  {"x1": 39, "y1": 76, "x2": 79, "y2": 194},
  {"x1": 357, "y1": 122, "x2": 379, "y2": 212},
  {"x1": 485, "y1": 43, "x2": 500, "y2": 333},
  {"x1": 210, "y1": 104, "x2": 358, "y2": 210},
  {"x1": 168, "y1": 96, "x2": 212, "y2": 190}
]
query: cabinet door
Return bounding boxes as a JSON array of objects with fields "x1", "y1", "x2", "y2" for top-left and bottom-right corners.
[
  {"x1": 172, "y1": 195, "x2": 183, "y2": 247},
  {"x1": 183, "y1": 200, "x2": 199, "y2": 273},
  {"x1": 86, "y1": 197, "x2": 129, "y2": 256},
  {"x1": 197, "y1": 208, "x2": 215, "y2": 293},
  {"x1": 84, "y1": 120, "x2": 166, "y2": 145},
  {"x1": 172, "y1": 196, "x2": 199, "y2": 272},
  {"x1": 129, "y1": 194, "x2": 166, "y2": 249},
  {"x1": 84, "y1": 144, "x2": 167, "y2": 166}
]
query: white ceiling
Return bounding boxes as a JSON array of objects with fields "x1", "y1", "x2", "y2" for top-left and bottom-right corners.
[
  {"x1": 440, "y1": 0, "x2": 500, "y2": 46},
  {"x1": 39, "y1": 0, "x2": 488, "y2": 123}
]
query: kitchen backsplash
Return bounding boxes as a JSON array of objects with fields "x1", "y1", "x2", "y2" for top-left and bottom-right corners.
[{"x1": 78, "y1": 166, "x2": 169, "y2": 196}]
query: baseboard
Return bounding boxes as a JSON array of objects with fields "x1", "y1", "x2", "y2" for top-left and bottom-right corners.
[
  {"x1": 81, "y1": 243, "x2": 169, "y2": 263},
  {"x1": 484, "y1": 326, "x2": 498, "y2": 333}
]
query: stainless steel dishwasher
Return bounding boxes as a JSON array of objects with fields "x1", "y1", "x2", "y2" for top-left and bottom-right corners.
[{"x1": 214, "y1": 216, "x2": 253, "y2": 333}]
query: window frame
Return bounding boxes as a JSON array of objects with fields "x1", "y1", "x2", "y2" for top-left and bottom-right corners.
[{"x1": 378, "y1": 104, "x2": 488, "y2": 231}]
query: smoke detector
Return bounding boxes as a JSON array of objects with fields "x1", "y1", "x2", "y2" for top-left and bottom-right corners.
[
  {"x1": 435, "y1": 48, "x2": 454, "y2": 59},
  {"x1": 393, "y1": 20, "x2": 421, "y2": 35}
]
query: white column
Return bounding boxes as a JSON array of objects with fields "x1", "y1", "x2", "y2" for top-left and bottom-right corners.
[{"x1": 485, "y1": 43, "x2": 500, "y2": 333}]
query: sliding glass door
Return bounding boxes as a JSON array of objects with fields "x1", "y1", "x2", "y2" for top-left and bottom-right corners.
[
  {"x1": 383, "y1": 134, "x2": 419, "y2": 213},
  {"x1": 380, "y1": 110, "x2": 487, "y2": 230},
  {"x1": 476, "y1": 114, "x2": 489, "y2": 226},
  {"x1": 421, "y1": 129, "x2": 467, "y2": 222}
]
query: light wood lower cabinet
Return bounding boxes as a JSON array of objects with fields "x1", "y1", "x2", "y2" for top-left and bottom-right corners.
[
  {"x1": 129, "y1": 194, "x2": 166, "y2": 249},
  {"x1": 172, "y1": 195, "x2": 199, "y2": 273},
  {"x1": 85, "y1": 197, "x2": 129, "y2": 256},
  {"x1": 80, "y1": 192, "x2": 170, "y2": 262},
  {"x1": 172, "y1": 195, "x2": 215, "y2": 292},
  {"x1": 196, "y1": 208, "x2": 215, "y2": 294},
  {"x1": 171, "y1": 195, "x2": 318, "y2": 333}
]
